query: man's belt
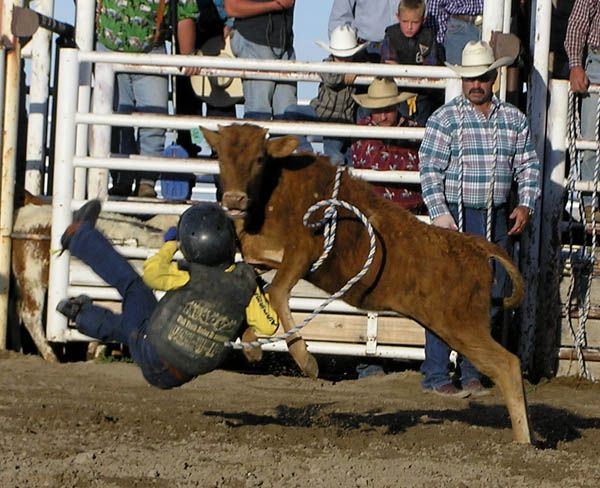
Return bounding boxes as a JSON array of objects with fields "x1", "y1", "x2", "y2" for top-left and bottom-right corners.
[{"x1": 451, "y1": 14, "x2": 483, "y2": 26}]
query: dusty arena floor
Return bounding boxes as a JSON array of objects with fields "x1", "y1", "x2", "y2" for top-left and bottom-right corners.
[{"x1": 1, "y1": 350, "x2": 599, "y2": 488}]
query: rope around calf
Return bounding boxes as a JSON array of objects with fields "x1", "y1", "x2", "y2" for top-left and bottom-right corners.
[{"x1": 226, "y1": 196, "x2": 377, "y2": 350}]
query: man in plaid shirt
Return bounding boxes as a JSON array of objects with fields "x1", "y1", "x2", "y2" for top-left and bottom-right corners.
[
  {"x1": 418, "y1": 41, "x2": 541, "y2": 398},
  {"x1": 564, "y1": 0, "x2": 600, "y2": 209}
]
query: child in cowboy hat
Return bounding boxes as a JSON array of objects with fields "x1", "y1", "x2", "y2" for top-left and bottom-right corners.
[
  {"x1": 350, "y1": 78, "x2": 424, "y2": 211},
  {"x1": 283, "y1": 24, "x2": 368, "y2": 165}
]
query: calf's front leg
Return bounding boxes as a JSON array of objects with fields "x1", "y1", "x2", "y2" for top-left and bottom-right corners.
[{"x1": 267, "y1": 256, "x2": 319, "y2": 379}]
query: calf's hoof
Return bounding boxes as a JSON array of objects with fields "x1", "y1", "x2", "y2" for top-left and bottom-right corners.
[
  {"x1": 301, "y1": 353, "x2": 319, "y2": 379},
  {"x1": 243, "y1": 345, "x2": 263, "y2": 363},
  {"x1": 241, "y1": 329, "x2": 263, "y2": 363}
]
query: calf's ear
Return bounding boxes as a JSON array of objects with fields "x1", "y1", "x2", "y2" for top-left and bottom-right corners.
[
  {"x1": 200, "y1": 127, "x2": 220, "y2": 150},
  {"x1": 266, "y1": 136, "x2": 299, "y2": 159}
]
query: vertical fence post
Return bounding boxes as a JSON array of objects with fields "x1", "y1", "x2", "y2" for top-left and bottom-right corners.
[
  {"x1": 535, "y1": 80, "x2": 569, "y2": 377},
  {"x1": 46, "y1": 47, "x2": 79, "y2": 342},
  {"x1": 519, "y1": 0, "x2": 552, "y2": 375},
  {"x1": 0, "y1": 0, "x2": 24, "y2": 351},
  {"x1": 73, "y1": 0, "x2": 95, "y2": 200},
  {"x1": 24, "y1": 0, "x2": 54, "y2": 195}
]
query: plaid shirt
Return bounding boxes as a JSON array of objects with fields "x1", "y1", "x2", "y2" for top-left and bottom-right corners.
[
  {"x1": 425, "y1": 0, "x2": 483, "y2": 45},
  {"x1": 309, "y1": 56, "x2": 358, "y2": 123},
  {"x1": 419, "y1": 96, "x2": 541, "y2": 219},
  {"x1": 564, "y1": 0, "x2": 600, "y2": 69}
]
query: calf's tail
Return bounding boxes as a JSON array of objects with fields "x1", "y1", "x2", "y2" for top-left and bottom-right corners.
[{"x1": 485, "y1": 244, "x2": 525, "y2": 309}]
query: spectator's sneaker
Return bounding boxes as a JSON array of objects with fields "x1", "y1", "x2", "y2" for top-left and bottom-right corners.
[
  {"x1": 56, "y1": 295, "x2": 92, "y2": 321},
  {"x1": 424, "y1": 383, "x2": 471, "y2": 398},
  {"x1": 462, "y1": 379, "x2": 491, "y2": 398},
  {"x1": 137, "y1": 183, "x2": 157, "y2": 198},
  {"x1": 60, "y1": 200, "x2": 102, "y2": 253}
]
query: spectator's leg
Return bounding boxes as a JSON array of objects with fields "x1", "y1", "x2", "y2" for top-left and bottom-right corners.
[
  {"x1": 230, "y1": 31, "x2": 276, "y2": 120},
  {"x1": 420, "y1": 330, "x2": 453, "y2": 389},
  {"x1": 132, "y1": 48, "x2": 169, "y2": 195},
  {"x1": 272, "y1": 47, "x2": 298, "y2": 119},
  {"x1": 580, "y1": 53, "x2": 600, "y2": 208},
  {"x1": 110, "y1": 72, "x2": 137, "y2": 196},
  {"x1": 282, "y1": 104, "x2": 317, "y2": 152},
  {"x1": 175, "y1": 75, "x2": 204, "y2": 157},
  {"x1": 323, "y1": 137, "x2": 346, "y2": 165},
  {"x1": 443, "y1": 17, "x2": 481, "y2": 65}
]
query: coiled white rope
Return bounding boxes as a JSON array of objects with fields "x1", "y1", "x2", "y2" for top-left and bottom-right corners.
[{"x1": 226, "y1": 172, "x2": 377, "y2": 350}]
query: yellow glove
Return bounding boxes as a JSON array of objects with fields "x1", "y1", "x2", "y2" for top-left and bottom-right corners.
[{"x1": 407, "y1": 96, "x2": 418, "y2": 117}]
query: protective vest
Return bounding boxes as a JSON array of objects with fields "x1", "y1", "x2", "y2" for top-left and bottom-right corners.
[
  {"x1": 147, "y1": 262, "x2": 257, "y2": 377},
  {"x1": 384, "y1": 25, "x2": 434, "y2": 65}
]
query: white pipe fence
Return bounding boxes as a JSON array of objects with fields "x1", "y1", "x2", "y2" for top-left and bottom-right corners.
[
  {"x1": 0, "y1": 0, "x2": 24, "y2": 351},
  {"x1": 45, "y1": 44, "x2": 455, "y2": 355}
]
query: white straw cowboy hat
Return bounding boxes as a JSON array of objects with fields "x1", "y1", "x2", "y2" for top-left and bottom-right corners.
[
  {"x1": 352, "y1": 78, "x2": 417, "y2": 109},
  {"x1": 190, "y1": 36, "x2": 243, "y2": 107},
  {"x1": 315, "y1": 24, "x2": 367, "y2": 58},
  {"x1": 445, "y1": 40, "x2": 515, "y2": 78}
]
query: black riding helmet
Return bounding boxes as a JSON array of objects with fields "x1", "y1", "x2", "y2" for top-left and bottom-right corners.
[{"x1": 177, "y1": 202, "x2": 236, "y2": 267}]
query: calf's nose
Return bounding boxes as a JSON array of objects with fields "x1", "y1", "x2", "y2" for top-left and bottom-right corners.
[{"x1": 223, "y1": 191, "x2": 248, "y2": 211}]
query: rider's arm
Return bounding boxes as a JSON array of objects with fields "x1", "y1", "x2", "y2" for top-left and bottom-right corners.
[{"x1": 143, "y1": 241, "x2": 190, "y2": 291}]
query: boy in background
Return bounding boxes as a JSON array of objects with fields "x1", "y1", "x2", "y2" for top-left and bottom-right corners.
[
  {"x1": 381, "y1": 0, "x2": 440, "y2": 126},
  {"x1": 284, "y1": 24, "x2": 367, "y2": 165}
]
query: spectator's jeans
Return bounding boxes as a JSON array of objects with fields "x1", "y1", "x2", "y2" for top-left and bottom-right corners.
[
  {"x1": 421, "y1": 205, "x2": 509, "y2": 390},
  {"x1": 580, "y1": 51, "x2": 600, "y2": 206},
  {"x1": 231, "y1": 30, "x2": 297, "y2": 120},
  {"x1": 107, "y1": 45, "x2": 168, "y2": 186},
  {"x1": 69, "y1": 223, "x2": 182, "y2": 389},
  {"x1": 443, "y1": 17, "x2": 482, "y2": 65},
  {"x1": 283, "y1": 104, "x2": 349, "y2": 165}
]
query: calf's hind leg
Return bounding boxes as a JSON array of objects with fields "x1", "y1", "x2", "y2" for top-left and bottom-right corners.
[{"x1": 450, "y1": 324, "x2": 532, "y2": 444}]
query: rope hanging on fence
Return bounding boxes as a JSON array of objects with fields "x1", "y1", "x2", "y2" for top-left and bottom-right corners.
[
  {"x1": 456, "y1": 96, "x2": 498, "y2": 241},
  {"x1": 565, "y1": 90, "x2": 596, "y2": 381},
  {"x1": 225, "y1": 167, "x2": 377, "y2": 350}
]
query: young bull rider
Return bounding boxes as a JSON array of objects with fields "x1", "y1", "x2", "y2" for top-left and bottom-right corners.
[{"x1": 57, "y1": 200, "x2": 279, "y2": 388}]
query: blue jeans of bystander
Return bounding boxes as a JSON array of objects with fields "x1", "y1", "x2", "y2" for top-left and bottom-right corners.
[
  {"x1": 443, "y1": 17, "x2": 482, "y2": 65},
  {"x1": 421, "y1": 205, "x2": 509, "y2": 390},
  {"x1": 231, "y1": 30, "x2": 297, "y2": 120}
]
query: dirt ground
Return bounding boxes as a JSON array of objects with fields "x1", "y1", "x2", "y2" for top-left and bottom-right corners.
[{"x1": 1, "y1": 350, "x2": 599, "y2": 488}]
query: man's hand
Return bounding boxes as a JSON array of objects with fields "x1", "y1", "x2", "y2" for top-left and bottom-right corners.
[
  {"x1": 569, "y1": 66, "x2": 590, "y2": 93},
  {"x1": 508, "y1": 206, "x2": 531, "y2": 236},
  {"x1": 432, "y1": 214, "x2": 458, "y2": 230},
  {"x1": 275, "y1": 0, "x2": 295, "y2": 9}
]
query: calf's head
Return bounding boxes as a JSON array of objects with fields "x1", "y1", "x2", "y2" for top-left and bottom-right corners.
[{"x1": 201, "y1": 124, "x2": 299, "y2": 219}]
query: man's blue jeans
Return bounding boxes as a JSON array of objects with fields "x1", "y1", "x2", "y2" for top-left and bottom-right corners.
[
  {"x1": 107, "y1": 45, "x2": 168, "y2": 186},
  {"x1": 69, "y1": 223, "x2": 183, "y2": 389},
  {"x1": 283, "y1": 104, "x2": 349, "y2": 165},
  {"x1": 421, "y1": 205, "x2": 509, "y2": 390},
  {"x1": 230, "y1": 30, "x2": 297, "y2": 120},
  {"x1": 579, "y1": 51, "x2": 600, "y2": 206},
  {"x1": 443, "y1": 17, "x2": 482, "y2": 65}
]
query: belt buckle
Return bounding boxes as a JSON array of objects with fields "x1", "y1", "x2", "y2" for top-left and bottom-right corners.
[{"x1": 474, "y1": 15, "x2": 483, "y2": 26}]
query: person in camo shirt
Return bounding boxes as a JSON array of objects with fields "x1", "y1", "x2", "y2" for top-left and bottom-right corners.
[{"x1": 97, "y1": 0, "x2": 200, "y2": 198}]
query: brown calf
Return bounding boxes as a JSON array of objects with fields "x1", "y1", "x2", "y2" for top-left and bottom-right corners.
[{"x1": 201, "y1": 124, "x2": 532, "y2": 444}]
